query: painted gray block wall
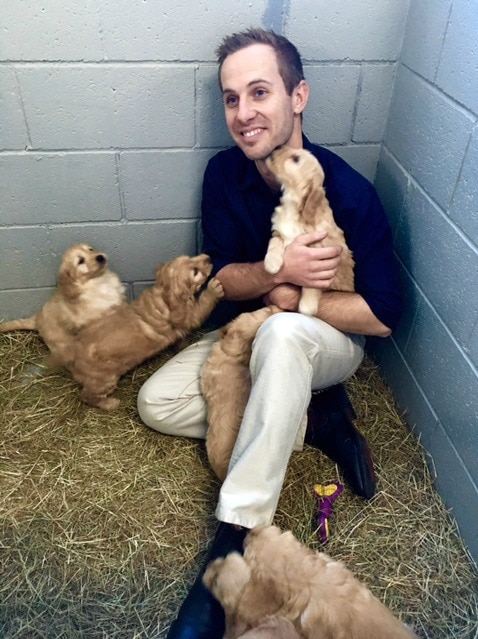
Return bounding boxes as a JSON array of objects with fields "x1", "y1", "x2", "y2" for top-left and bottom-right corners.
[
  {"x1": 0, "y1": 0, "x2": 408, "y2": 318},
  {"x1": 373, "y1": 0, "x2": 478, "y2": 563}
]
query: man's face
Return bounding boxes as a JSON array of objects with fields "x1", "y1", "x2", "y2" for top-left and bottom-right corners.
[{"x1": 220, "y1": 44, "x2": 307, "y2": 163}]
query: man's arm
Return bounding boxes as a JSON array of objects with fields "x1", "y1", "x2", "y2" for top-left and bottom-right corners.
[
  {"x1": 215, "y1": 261, "x2": 275, "y2": 300},
  {"x1": 264, "y1": 285, "x2": 391, "y2": 337},
  {"x1": 316, "y1": 291, "x2": 391, "y2": 337},
  {"x1": 216, "y1": 230, "x2": 341, "y2": 300}
]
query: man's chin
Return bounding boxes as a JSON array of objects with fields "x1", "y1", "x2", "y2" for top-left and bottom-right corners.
[{"x1": 237, "y1": 140, "x2": 272, "y2": 162}]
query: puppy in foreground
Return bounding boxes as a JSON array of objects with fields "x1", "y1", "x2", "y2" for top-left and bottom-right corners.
[
  {"x1": 204, "y1": 525, "x2": 418, "y2": 639},
  {"x1": 201, "y1": 305, "x2": 282, "y2": 481},
  {"x1": 264, "y1": 146, "x2": 355, "y2": 316},
  {"x1": 0, "y1": 243, "x2": 125, "y2": 359},
  {"x1": 62, "y1": 254, "x2": 223, "y2": 410}
]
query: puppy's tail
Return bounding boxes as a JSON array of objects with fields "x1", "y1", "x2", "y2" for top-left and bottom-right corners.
[{"x1": 0, "y1": 316, "x2": 37, "y2": 333}]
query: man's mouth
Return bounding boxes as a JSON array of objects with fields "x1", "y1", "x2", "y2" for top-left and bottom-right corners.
[{"x1": 242, "y1": 128, "x2": 264, "y2": 139}]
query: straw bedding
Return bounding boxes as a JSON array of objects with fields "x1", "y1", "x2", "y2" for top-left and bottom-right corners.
[{"x1": 1, "y1": 331, "x2": 477, "y2": 638}]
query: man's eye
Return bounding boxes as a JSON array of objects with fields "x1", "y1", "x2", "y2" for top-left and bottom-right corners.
[
  {"x1": 225, "y1": 95, "x2": 237, "y2": 107},
  {"x1": 255, "y1": 89, "x2": 267, "y2": 98}
]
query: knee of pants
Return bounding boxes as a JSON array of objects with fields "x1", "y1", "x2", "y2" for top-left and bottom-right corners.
[
  {"x1": 253, "y1": 312, "x2": 319, "y2": 360},
  {"x1": 137, "y1": 381, "x2": 177, "y2": 435}
]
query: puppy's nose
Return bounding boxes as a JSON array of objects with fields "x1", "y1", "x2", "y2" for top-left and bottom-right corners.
[{"x1": 96, "y1": 254, "x2": 106, "y2": 264}]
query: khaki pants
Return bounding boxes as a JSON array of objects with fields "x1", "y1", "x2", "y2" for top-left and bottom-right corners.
[{"x1": 137, "y1": 312, "x2": 364, "y2": 528}]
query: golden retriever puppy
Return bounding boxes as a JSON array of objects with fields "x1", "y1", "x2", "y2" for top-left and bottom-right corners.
[
  {"x1": 62, "y1": 254, "x2": 223, "y2": 411},
  {"x1": 264, "y1": 147, "x2": 355, "y2": 316},
  {"x1": 203, "y1": 526, "x2": 418, "y2": 639},
  {"x1": 201, "y1": 305, "x2": 282, "y2": 481},
  {"x1": 0, "y1": 243, "x2": 126, "y2": 359}
]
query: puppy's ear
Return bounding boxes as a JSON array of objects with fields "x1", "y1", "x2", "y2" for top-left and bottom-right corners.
[
  {"x1": 155, "y1": 262, "x2": 175, "y2": 294},
  {"x1": 301, "y1": 182, "x2": 325, "y2": 224},
  {"x1": 57, "y1": 259, "x2": 80, "y2": 298}
]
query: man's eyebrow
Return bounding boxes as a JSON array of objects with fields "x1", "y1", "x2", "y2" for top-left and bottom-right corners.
[{"x1": 222, "y1": 79, "x2": 273, "y2": 94}]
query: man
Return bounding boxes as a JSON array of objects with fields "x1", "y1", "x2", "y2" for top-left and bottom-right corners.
[{"x1": 137, "y1": 28, "x2": 402, "y2": 639}]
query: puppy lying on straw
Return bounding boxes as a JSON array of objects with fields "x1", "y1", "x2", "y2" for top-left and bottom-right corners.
[
  {"x1": 0, "y1": 243, "x2": 125, "y2": 360},
  {"x1": 201, "y1": 306, "x2": 282, "y2": 481},
  {"x1": 264, "y1": 146, "x2": 355, "y2": 316},
  {"x1": 60, "y1": 254, "x2": 223, "y2": 410},
  {"x1": 204, "y1": 525, "x2": 418, "y2": 639}
]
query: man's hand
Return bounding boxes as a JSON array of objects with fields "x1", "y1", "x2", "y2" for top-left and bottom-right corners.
[{"x1": 275, "y1": 231, "x2": 342, "y2": 289}]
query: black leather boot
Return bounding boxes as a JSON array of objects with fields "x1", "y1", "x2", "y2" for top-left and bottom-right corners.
[
  {"x1": 305, "y1": 384, "x2": 376, "y2": 499},
  {"x1": 166, "y1": 522, "x2": 248, "y2": 639}
]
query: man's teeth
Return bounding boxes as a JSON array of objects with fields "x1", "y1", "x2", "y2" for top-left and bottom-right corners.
[{"x1": 243, "y1": 128, "x2": 263, "y2": 138}]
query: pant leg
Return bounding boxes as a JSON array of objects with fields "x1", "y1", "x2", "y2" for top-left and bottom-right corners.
[
  {"x1": 137, "y1": 330, "x2": 220, "y2": 439},
  {"x1": 215, "y1": 312, "x2": 364, "y2": 529}
]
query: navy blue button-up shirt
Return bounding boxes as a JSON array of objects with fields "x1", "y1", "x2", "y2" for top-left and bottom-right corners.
[{"x1": 201, "y1": 137, "x2": 402, "y2": 331}]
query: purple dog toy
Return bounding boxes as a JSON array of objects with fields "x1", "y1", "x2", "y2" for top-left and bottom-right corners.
[{"x1": 313, "y1": 481, "x2": 343, "y2": 544}]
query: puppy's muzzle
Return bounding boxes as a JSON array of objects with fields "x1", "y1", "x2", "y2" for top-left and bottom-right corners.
[{"x1": 96, "y1": 254, "x2": 106, "y2": 264}]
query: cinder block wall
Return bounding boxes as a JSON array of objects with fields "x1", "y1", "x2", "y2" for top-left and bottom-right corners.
[
  {"x1": 0, "y1": 0, "x2": 408, "y2": 316},
  {"x1": 373, "y1": 0, "x2": 478, "y2": 563}
]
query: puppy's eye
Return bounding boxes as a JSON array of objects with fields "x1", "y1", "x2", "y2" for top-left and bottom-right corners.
[
  {"x1": 78, "y1": 257, "x2": 85, "y2": 265},
  {"x1": 193, "y1": 267, "x2": 199, "y2": 276},
  {"x1": 292, "y1": 154, "x2": 300, "y2": 163}
]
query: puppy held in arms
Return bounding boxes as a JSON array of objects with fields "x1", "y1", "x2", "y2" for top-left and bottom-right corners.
[
  {"x1": 204, "y1": 525, "x2": 418, "y2": 639},
  {"x1": 264, "y1": 146, "x2": 355, "y2": 316},
  {"x1": 0, "y1": 243, "x2": 126, "y2": 359},
  {"x1": 61, "y1": 254, "x2": 223, "y2": 411}
]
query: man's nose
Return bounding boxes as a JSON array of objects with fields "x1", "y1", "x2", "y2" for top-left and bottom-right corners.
[{"x1": 237, "y1": 98, "x2": 256, "y2": 123}]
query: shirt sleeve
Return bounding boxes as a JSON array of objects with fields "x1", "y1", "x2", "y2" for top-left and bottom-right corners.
[
  {"x1": 201, "y1": 157, "x2": 244, "y2": 277},
  {"x1": 342, "y1": 185, "x2": 403, "y2": 332}
]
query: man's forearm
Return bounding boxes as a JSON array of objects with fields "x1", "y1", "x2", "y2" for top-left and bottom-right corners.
[
  {"x1": 316, "y1": 291, "x2": 392, "y2": 337},
  {"x1": 216, "y1": 263, "x2": 392, "y2": 338},
  {"x1": 216, "y1": 262, "x2": 277, "y2": 300}
]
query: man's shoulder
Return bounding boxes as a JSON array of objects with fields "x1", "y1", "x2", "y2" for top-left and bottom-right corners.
[
  {"x1": 305, "y1": 141, "x2": 373, "y2": 192},
  {"x1": 204, "y1": 146, "x2": 252, "y2": 188}
]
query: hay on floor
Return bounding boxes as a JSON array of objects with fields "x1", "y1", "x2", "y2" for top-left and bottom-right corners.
[{"x1": 1, "y1": 331, "x2": 477, "y2": 639}]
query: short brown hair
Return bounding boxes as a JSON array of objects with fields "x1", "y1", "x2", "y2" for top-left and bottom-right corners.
[{"x1": 215, "y1": 28, "x2": 305, "y2": 95}]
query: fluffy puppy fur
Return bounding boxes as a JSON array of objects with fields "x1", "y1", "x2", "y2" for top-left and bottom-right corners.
[
  {"x1": 235, "y1": 617, "x2": 303, "y2": 639},
  {"x1": 0, "y1": 243, "x2": 125, "y2": 359},
  {"x1": 201, "y1": 305, "x2": 282, "y2": 481},
  {"x1": 61, "y1": 254, "x2": 223, "y2": 411},
  {"x1": 203, "y1": 525, "x2": 418, "y2": 639},
  {"x1": 264, "y1": 146, "x2": 355, "y2": 316}
]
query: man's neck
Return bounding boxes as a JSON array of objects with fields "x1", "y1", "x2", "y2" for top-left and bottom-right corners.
[
  {"x1": 255, "y1": 159, "x2": 281, "y2": 192},
  {"x1": 255, "y1": 126, "x2": 304, "y2": 191}
]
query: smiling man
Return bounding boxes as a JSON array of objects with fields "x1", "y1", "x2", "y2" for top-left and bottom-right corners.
[
  {"x1": 138, "y1": 28, "x2": 402, "y2": 639},
  {"x1": 221, "y1": 42, "x2": 307, "y2": 167}
]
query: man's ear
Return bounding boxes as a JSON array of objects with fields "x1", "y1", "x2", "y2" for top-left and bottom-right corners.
[{"x1": 292, "y1": 80, "x2": 309, "y2": 115}]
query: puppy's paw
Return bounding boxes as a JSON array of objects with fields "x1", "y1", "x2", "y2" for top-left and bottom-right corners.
[
  {"x1": 98, "y1": 396, "x2": 121, "y2": 411},
  {"x1": 299, "y1": 288, "x2": 320, "y2": 316},
  {"x1": 298, "y1": 299, "x2": 319, "y2": 316},
  {"x1": 264, "y1": 252, "x2": 283, "y2": 275},
  {"x1": 82, "y1": 392, "x2": 120, "y2": 411},
  {"x1": 208, "y1": 277, "x2": 225, "y2": 299}
]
